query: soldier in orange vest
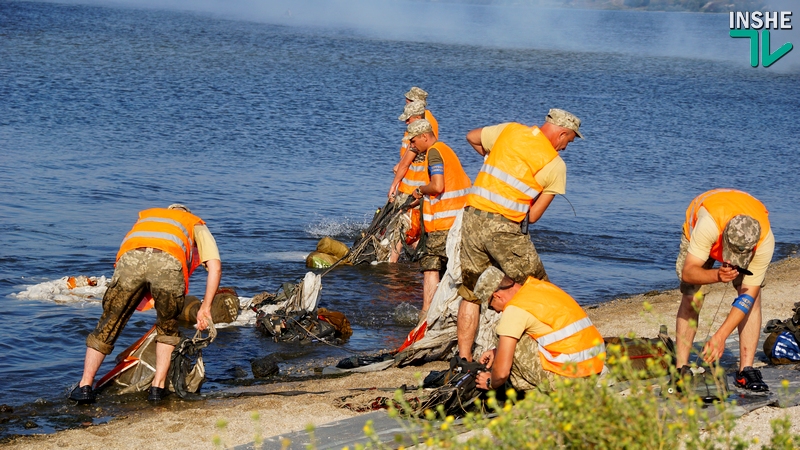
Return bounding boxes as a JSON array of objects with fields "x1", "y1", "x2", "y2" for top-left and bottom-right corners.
[
  {"x1": 405, "y1": 119, "x2": 471, "y2": 316},
  {"x1": 457, "y1": 109, "x2": 584, "y2": 361},
  {"x1": 403, "y1": 86, "x2": 438, "y2": 141},
  {"x1": 69, "y1": 204, "x2": 222, "y2": 404},
  {"x1": 472, "y1": 267, "x2": 605, "y2": 392},
  {"x1": 385, "y1": 100, "x2": 440, "y2": 263},
  {"x1": 675, "y1": 189, "x2": 774, "y2": 391}
]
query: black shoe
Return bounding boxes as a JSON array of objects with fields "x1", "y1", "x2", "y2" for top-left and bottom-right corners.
[
  {"x1": 147, "y1": 386, "x2": 171, "y2": 402},
  {"x1": 68, "y1": 385, "x2": 96, "y2": 404},
  {"x1": 734, "y1": 367, "x2": 769, "y2": 392}
]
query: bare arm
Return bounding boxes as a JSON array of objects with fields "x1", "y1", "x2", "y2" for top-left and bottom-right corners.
[
  {"x1": 420, "y1": 173, "x2": 444, "y2": 197},
  {"x1": 527, "y1": 193, "x2": 556, "y2": 223},
  {"x1": 388, "y1": 150, "x2": 418, "y2": 200},
  {"x1": 196, "y1": 258, "x2": 221, "y2": 331},
  {"x1": 703, "y1": 285, "x2": 761, "y2": 362},
  {"x1": 466, "y1": 128, "x2": 486, "y2": 156},
  {"x1": 681, "y1": 253, "x2": 739, "y2": 285},
  {"x1": 476, "y1": 335, "x2": 518, "y2": 390}
]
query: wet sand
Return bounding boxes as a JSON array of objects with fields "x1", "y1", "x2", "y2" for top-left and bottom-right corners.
[{"x1": 6, "y1": 257, "x2": 800, "y2": 449}]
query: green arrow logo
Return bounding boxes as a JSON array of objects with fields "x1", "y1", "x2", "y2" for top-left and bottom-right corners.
[{"x1": 761, "y1": 29, "x2": 794, "y2": 68}]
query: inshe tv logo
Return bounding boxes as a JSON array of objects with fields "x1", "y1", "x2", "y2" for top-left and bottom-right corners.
[{"x1": 730, "y1": 11, "x2": 793, "y2": 68}]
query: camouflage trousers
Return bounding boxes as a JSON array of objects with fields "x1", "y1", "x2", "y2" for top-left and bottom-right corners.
[
  {"x1": 460, "y1": 207, "x2": 548, "y2": 303},
  {"x1": 86, "y1": 249, "x2": 185, "y2": 355},
  {"x1": 419, "y1": 230, "x2": 448, "y2": 272},
  {"x1": 508, "y1": 334, "x2": 559, "y2": 392}
]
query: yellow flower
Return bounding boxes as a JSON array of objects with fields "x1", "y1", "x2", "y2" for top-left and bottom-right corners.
[
  {"x1": 687, "y1": 408, "x2": 695, "y2": 417},
  {"x1": 563, "y1": 423, "x2": 573, "y2": 432}
]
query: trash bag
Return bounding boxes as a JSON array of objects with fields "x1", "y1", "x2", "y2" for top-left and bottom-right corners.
[
  {"x1": 763, "y1": 331, "x2": 800, "y2": 365},
  {"x1": 417, "y1": 356, "x2": 487, "y2": 415},
  {"x1": 168, "y1": 321, "x2": 217, "y2": 398},
  {"x1": 255, "y1": 309, "x2": 348, "y2": 345},
  {"x1": 316, "y1": 237, "x2": 349, "y2": 259},
  {"x1": 306, "y1": 251, "x2": 341, "y2": 269},
  {"x1": 764, "y1": 302, "x2": 800, "y2": 364},
  {"x1": 179, "y1": 287, "x2": 240, "y2": 324}
]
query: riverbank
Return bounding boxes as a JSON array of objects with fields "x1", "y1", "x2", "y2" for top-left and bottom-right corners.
[{"x1": 5, "y1": 256, "x2": 800, "y2": 449}]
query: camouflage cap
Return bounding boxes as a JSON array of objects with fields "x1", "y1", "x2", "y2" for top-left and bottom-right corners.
[
  {"x1": 474, "y1": 266, "x2": 506, "y2": 304},
  {"x1": 404, "y1": 86, "x2": 428, "y2": 103},
  {"x1": 168, "y1": 203, "x2": 191, "y2": 213},
  {"x1": 406, "y1": 119, "x2": 433, "y2": 139},
  {"x1": 545, "y1": 108, "x2": 584, "y2": 139},
  {"x1": 722, "y1": 214, "x2": 761, "y2": 269},
  {"x1": 399, "y1": 100, "x2": 426, "y2": 121}
]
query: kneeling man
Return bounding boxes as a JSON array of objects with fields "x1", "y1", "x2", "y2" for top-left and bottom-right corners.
[{"x1": 474, "y1": 267, "x2": 605, "y2": 392}]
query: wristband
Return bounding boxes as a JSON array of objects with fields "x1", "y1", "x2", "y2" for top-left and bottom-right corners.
[
  {"x1": 732, "y1": 294, "x2": 755, "y2": 315},
  {"x1": 486, "y1": 376, "x2": 492, "y2": 390},
  {"x1": 415, "y1": 187, "x2": 422, "y2": 197}
]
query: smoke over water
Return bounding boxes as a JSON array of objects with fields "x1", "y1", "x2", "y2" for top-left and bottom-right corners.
[{"x1": 48, "y1": 0, "x2": 796, "y2": 68}]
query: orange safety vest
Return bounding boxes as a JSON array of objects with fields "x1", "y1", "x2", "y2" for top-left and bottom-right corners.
[
  {"x1": 422, "y1": 142, "x2": 472, "y2": 232},
  {"x1": 507, "y1": 277, "x2": 606, "y2": 378},
  {"x1": 683, "y1": 189, "x2": 770, "y2": 263},
  {"x1": 398, "y1": 148, "x2": 431, "y2": 195},
  {"x1": 465, "y1": 123, "x2": 559, "y2": 222},
  {"x1": 116, "y1": 208, "x2": 204, "y2": 294}
]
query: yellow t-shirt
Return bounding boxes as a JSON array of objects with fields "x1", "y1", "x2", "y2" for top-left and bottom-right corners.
[
  {"x1": 495, "y1": 305, "x2": 554, "y2": 340},
  {"x1": 194, "y1": 224, "x2": 220, "y2": 264},
  {"x1": 686, "y1": 207, "x2": 774, "y2": 285},
  {"x1": 480, "y1": 123, "x2": 566, "y2": 196}
]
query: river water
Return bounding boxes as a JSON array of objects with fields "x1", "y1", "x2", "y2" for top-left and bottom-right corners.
[{"x1": 1, "y1": 0, "x2": 798, "y2": 438}]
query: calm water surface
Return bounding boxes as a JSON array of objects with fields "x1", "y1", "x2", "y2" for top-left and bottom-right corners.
[{"x1": 1, "y1": 0, "x2": 798, "y2": 438}]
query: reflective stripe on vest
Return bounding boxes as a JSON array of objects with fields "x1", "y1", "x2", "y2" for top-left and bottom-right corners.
[
  {"x1": 428, "y1": 187, "x2": 471, "y2": 206},
  {"x1": 465, "y1": 123, "x2": 558, "y2": 222},
  {"x1": 121, "y1": 231, "x2": 188, "y2": 255},
  {"x1": 506, "y1": 277, "x2": 605, "y2": 378},
  {"x1": 469, "y1": 186, "x2": 530, "y2": 215},
  {"x1": 399, "y1": 150, "x2": 430, "y2": 194},
  {"x1": 683, "y1": 189, "x2": 770, "y2": 262},
  {"x1": 539, "y1": 342, "x2": 606, "y2": 365},
  {"x1": 422, "y1": 142, "x2": 472, "y2": 232},
  {"x1": 536, "y1": 317, "x2": 593, "y2": 347}
]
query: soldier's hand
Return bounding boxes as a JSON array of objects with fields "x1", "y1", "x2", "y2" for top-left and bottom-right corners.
[
  {"x1": 717, "y1": 263, "x2": 739, "y2": 283},
  {"x1": 196, "y1": 307, "x2": 212, "y2": 331},
  {"x1": 702, "y1": 334, "x2": 725, "y2": 363},
  {"x1": 479, "y1": 349, "x2": 496, "y2": 368}
]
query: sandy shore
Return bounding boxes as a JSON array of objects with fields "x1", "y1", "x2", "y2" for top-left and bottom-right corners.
[{"x1": 6, "y1": 257, "x2": 800, "y2": 449}]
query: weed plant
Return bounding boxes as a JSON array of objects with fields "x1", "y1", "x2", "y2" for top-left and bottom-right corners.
[
  {"x1": 234, "y1": 335, "x2": 800, "y2": 449},
  {"x1": 350, "y1": 337, "x2": 798, "y2": 449}
]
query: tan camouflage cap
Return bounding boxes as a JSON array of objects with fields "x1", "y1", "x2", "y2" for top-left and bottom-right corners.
[
  {"x1": 399, "y1": 100, "x2": 426, "y2": 121},
  {"x1": 474, "y1": 266, "x2": 506, "y2": 304},
  {"x1": 406, "y1": 119, "x2": 433, "y2": 139},
  {"x1": 545, "y1": 108, "x2": 584, "y2": 139},
  {"x1": 404, "y1": 86, "x2": 428, "y2": 103},
  {"x1": 168, "y1": 203, "x2": 191, "y2": 213},
  {"x1": 723, "y1": 215, "x2": 761, "y2": 269}
]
